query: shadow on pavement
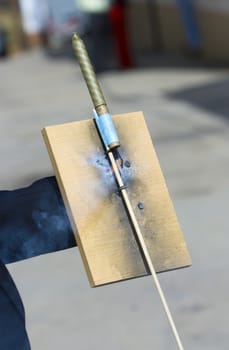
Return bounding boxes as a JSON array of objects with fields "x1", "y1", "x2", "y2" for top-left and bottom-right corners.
[{"x1": 167, "y1": 78, "x2": 229, "y2": 122}]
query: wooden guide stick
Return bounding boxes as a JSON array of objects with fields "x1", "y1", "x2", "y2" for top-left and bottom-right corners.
[
  {"x1": 72, "y1": 33, "x2": 184, "y2": 350},
  {"x1": 108, "y1": 152, "x2": 184, "y2": 350}
]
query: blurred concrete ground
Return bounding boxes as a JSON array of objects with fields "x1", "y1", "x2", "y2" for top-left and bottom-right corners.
[{"x1": 0, "y1": 50, "x2": 229, "y2": 349}]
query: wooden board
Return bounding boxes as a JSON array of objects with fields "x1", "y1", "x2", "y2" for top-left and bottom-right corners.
[{"x1": 42, "y1": 112, "x2": 191, "y2": 287}]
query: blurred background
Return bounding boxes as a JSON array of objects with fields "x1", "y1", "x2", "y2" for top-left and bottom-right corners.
[{"x1": 0, "y1": 0, "x2": 229, "y2": 349}]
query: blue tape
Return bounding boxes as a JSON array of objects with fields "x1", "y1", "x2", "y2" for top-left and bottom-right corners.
[{"x1": 93, "y1": 110, "x2": 119, "y2": 148}]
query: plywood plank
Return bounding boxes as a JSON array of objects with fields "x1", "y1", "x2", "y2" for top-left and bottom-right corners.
[{"x1": 42, "y1": 112, "x2": 191, "y2": 287}]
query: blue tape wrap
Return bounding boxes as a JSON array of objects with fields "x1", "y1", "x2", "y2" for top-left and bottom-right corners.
[{"x1": 94, "y1": 110, "x2": 119, "y2": 148}]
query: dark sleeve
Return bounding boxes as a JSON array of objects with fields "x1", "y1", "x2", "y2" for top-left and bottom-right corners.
[{"x1": 0, "y1": 177, "x2": 76, "y2": 264}]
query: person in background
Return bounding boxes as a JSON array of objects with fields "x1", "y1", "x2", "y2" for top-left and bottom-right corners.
[
  {"x1": 18, "y1": 0, "x2": 49, "y2": 47},
  {"x1": 76, "y1": 0, "x2": 113, "y2": 71},
  {"x1": 0, "y1": 177, "x2": 76, "y2": 349},
  {"x1": 176, "y1": 0, "x2": 202, "y2": 55},
  {"x1": 109, "y1": 0, "x2": 133, "y2": 69},
  {"x1": 0, "y1": 27, "x2": 7, "y2": 57}
]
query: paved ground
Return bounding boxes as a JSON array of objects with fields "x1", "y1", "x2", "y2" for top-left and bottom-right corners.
[{"x1": 0, "y1": 50, "x2": 229, "y2": 349}]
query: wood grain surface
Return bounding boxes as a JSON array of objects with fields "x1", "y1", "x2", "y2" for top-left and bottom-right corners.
[{"x1": 42, "y1": 112, "x2": 191, "y2": 287}]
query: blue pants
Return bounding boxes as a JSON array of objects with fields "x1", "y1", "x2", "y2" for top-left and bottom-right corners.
[
  {"x1": 0, "y1": 262, "x2": 31, "y2": 349},
  {"x1": 177, "y1": 0, "x2": 201, "y2": 50}
]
